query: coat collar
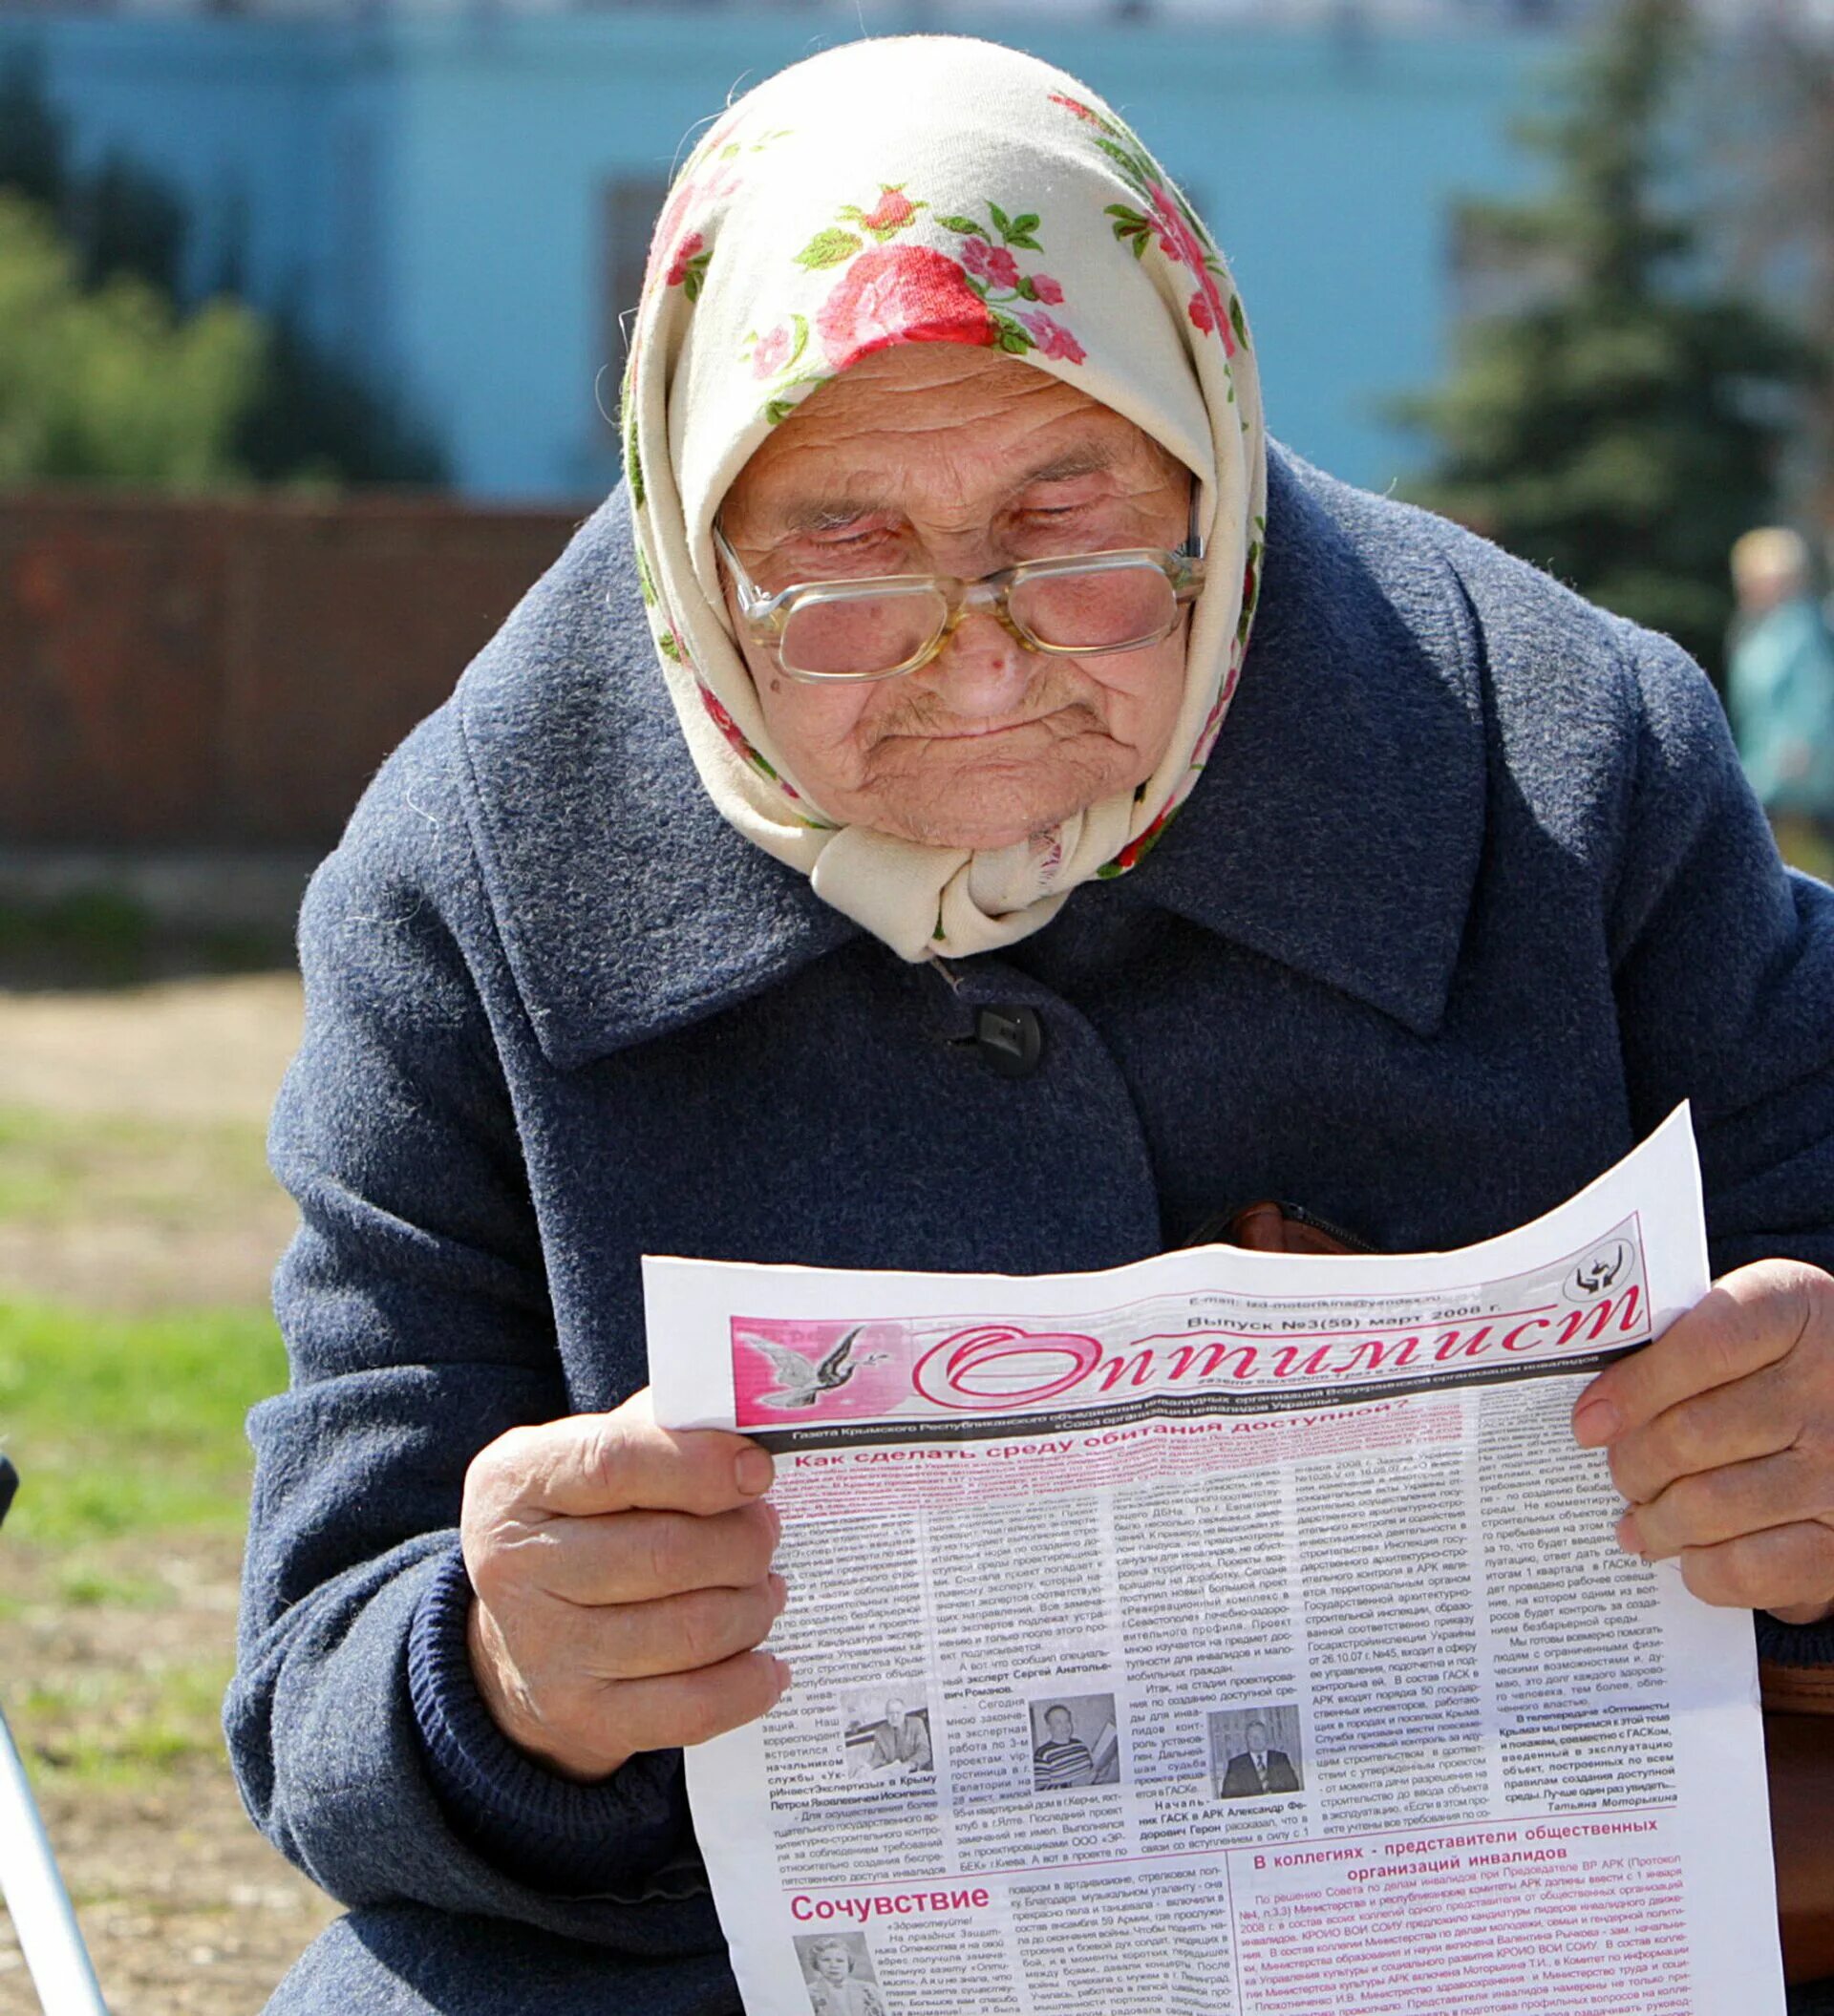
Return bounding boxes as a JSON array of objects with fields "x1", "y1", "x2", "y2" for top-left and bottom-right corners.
[
  {"x1": 1125, "y1": 446, "x2": 1486, "y2": 1038},
  {"x1": 454, "y1": 490, "x2": 857, "y2": 1073},
  {"x1": 457, "y1": 446, "x2": 1484, "y2": 1071}
]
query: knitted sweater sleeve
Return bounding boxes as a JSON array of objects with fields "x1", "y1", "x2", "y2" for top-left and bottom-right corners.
[
  {"x1": 1608, "y1": 629, "x2": 1834, "y2": 1666},
  {"x1": 224, "y1": 713, "x2": 721, "y2": 1949}
]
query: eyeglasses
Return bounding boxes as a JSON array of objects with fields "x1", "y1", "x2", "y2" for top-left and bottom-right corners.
[{"x1": 713, "y1": 501, "x2": 1205, "y2": 684}]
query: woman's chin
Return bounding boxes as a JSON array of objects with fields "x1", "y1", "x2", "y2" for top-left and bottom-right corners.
[
  {"x1": 872, "y1": 802, "x2": 1087, "y2": 853},
  {"x1": 852, "y1": 755, "x2": 1131, "y2": 853}
]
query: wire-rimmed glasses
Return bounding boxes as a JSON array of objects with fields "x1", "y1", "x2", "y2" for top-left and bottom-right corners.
[{"x1": 713, "y1": 505, "x2": 1205, "y2": 684}]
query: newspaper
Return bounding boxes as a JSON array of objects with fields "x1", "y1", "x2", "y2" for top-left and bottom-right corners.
[{"x1": 647, "y1": 1106, "x2": 1783, "y2": 2016}]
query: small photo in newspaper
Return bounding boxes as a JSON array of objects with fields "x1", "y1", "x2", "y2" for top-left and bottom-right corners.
[
  {"x1": 793, "y1": 1929, "x2": 889, "y2": 2016},
  {"x1": 1028, "y1": 1693, "x2": 1122, "y2": 1792},
  {"x1": 840, "y1": 1687, "x2": 934, "y2": 1783},
  {"x1": 1207, "y1": 1702, "x2": 1304, "y2": 1799}
]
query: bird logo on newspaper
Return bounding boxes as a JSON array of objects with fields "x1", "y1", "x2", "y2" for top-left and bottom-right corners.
[{"x1": 740, "y1": 1326, "x2": 890, "y2": 1409}]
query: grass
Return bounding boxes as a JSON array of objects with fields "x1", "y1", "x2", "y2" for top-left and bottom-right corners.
[
  {"x1": 0, "y1": 1298, "x2": 288, "y2": 1546},
  {"x1": 12, "y1": 1653, "x2": 241, "y2": 1782},
  {"x1": 0, "y1": 977, "x2": 307, "y2": 1827},
  {"x1": 0, "y1": 1296, "x2": 288, "y2": 1785}
]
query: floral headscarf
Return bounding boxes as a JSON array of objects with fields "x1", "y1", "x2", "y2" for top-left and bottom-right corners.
[{"x1": 622, "y1": 34, "x2": 1267, "y2": 962}]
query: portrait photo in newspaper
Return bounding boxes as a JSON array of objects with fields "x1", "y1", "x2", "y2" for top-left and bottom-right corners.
[
  {"x1": 793, "y1": 1931, "x2": 889, "y2": 2016},
  {"x1": 1028, "y1": 1694, "x2": 1121, "y2": 1792},
  {"x1": 842, "y1": 1687, "x2": 934, "y2": 1782},
  {"x1": 1208, "y1": 1704, "x2": 1304, "y2": 1799}
]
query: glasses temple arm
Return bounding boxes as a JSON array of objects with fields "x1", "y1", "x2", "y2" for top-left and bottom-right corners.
[{"x1": 711, "y1": 523, "x2": 772, "y2": 620}]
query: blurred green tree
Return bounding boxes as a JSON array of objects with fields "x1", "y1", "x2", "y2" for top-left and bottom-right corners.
[
  {"x1": 0, "y1": 45, "x2": 65, "y2": 207},
  {"x1": 1722, "y1": 11, "x2": 1834, "y2": 528},
  {"x1": 0, "y1": 191, "x2": 263, "y2": 486},
  {"x1": 1397, "y1": 0, "x2": 1817, "y2": 680},
  {"x1": 0, "y1": 42, "x2": 445, "y2": 488}
]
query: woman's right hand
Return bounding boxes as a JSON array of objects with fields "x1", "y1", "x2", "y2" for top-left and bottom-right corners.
[{"x1": 458, "y1": 1387, "x2": 789, "y2": 1782}]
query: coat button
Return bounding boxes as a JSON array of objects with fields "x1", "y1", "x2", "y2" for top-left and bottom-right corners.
[{"x1": 974, "y1": 1005, "x2": 1043, "y2": 1078}]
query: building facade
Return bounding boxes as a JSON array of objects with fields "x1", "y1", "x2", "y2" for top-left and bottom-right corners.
[{"x1": 11, "y1": 7, "x2": 1553, "y2": 499}]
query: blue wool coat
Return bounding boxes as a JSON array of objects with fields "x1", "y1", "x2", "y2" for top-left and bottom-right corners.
[{"x1": 230, "y1": 447, "x2": 1834, "y2": 2014}]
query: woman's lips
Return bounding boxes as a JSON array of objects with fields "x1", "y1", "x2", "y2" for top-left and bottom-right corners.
[{"x1": 892, "y1": 714, "x2": 1059, "y2": 742}]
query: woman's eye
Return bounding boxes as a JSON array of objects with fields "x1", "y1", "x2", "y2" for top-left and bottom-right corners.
[
  {"x1": 1020, "y1": 502, "x2": 1103, "y2": 533},
  {"x1": 811, "y1": 529, "x2": 896, "y2": 562}
]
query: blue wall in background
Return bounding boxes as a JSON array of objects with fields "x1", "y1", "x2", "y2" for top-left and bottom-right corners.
[{"x1": 11, "y1": 11, "x2": 1557, "y2": 500}]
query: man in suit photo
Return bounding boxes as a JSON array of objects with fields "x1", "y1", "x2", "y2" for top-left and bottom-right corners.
[{"x1": 1218, "y1": 1719, "x2": 1301, "y2": 1798}]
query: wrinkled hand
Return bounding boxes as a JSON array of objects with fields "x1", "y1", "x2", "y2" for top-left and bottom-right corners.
[
  {"x1": 1572, "y1": 1260, "x2": 1834, "y2": 1625},
  {"x1": 460, "y1": 1388, "x2": 789, "y2": 1783}
]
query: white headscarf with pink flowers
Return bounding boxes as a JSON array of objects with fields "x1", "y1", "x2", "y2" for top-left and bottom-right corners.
[{"x1": 621, "y1": 34, "x2": 1267, "y2": 963}]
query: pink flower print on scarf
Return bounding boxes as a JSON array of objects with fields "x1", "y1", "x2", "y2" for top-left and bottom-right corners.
[
  {"x1": 696, "y1": 681, "x2": 833, "y2": 825},
  {"x1": 749, "y1": 188, "x2": 1086, "y2": 423},
  {"x1": 1144, "y1": 184, "x2": 1231, "y2": 352},
  {"x1": 1057, "y1": 94, "x2": 1248, "y2": 359},
  {"x1": 1019, "y1": 310, "x2": 1085, "y2": 364},
  {"x1": 816, "y1": 244, "x2": 998, "y2": 370},
  {"x1": 747, "y1": 314, "x2": 810, "y2": 380},
  {"x1": 842, "y1": 184, "x2": 927, "y2": 238},
  {"x1": 1098, "y1": 798, "x2": 1177, "y2": 880},
  {"x1": 935, "y1": 201, "x2": 1087, "y2": 363},
  {"x1": 648, "y1": 124, "x2": 792, "y2": 299},
  {"x1": 751, "y1": 324, "x2": 795, "y2": 377},
  {"x1": 665, "y1": 230, "x2": 710, "y2": 297},
  {"x1": 960, "y1": 237, "x2": 1021, "y2": 290},
  {"x1": 652, "y1": 172, "x2": 731, "y2": 299}
]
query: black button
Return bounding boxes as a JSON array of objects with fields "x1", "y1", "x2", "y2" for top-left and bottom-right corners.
[{"x1": 974, "y1": 1005, "x2": 1044, "y2": 1078}]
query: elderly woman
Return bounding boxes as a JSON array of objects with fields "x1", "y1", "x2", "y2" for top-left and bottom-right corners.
[{"x1": 231, "y1": 34, "x2": 1834, "y2": 2016}]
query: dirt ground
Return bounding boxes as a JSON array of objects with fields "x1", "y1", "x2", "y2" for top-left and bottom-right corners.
[
  {"x1": 0, "y1": 1533, "x2": 339, "y2": 2016},
  {"x1": 0, "y1": 975, "x2": 342, "y2": 2014},
  {"x1": 0, "y1": 976, "x2": 303, "y2": 1126},
  {"x1": 0, "y1": 975, "x2": 303, "y2": 1313}
]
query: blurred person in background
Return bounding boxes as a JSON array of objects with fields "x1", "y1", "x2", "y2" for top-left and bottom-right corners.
[
  {"x1": 227, "y1": 34, "x2": 1834, "y2": 2016},
  {"x1": 1728, "y1": 526, "x2": 1834, "y2": 879}
]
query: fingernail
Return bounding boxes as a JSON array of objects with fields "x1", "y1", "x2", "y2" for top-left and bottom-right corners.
[
  {"x1": 1573, "y1": 1400, "x2": 1621, "y2": 1448},
  {"x1": 736, "y1": 1446, "x2": 775, "y2": 1496},
  {"x1": 1615, "y1": 1511, "x2": 1644, "y2": 1557},
  {"x1": 763, "y1": 1499, "x2": 783, "y2": 1541}
]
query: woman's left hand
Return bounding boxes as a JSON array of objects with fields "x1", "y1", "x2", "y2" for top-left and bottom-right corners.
[{"x1": 1572, "y1": 1260, "x2": 1834, "y2": 1625}]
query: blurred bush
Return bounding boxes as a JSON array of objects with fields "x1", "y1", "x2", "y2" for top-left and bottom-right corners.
[{"x1": 0, "y1": 192, "x2": 265, "y2": 487}]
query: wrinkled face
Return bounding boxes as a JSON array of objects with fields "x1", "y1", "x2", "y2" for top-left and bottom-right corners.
[
  {"x1": 1045, "y1": 1707, "x2": 1074, "y2": 1740},
  {"x1": 717, "y1": 344, "x2": 1193, "y2": 853}
]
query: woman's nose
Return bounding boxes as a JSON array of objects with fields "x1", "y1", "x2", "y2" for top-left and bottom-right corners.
[{"x1": 924, "y1": 609, "x2": 1035, "y2": 718}]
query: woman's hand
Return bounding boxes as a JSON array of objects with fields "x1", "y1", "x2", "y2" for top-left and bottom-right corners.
[
  {"x1": 459, "y1": 1387, "x2": 789, "y2": 1782},
  {"x1": 1573, "y1": 1260, "x2": 1834, "y2": 1624}
]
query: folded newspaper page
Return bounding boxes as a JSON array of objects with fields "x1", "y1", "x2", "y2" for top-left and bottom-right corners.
[{"x1": 647, "y1": 1106, "x2": 1783, "y2": 2016}]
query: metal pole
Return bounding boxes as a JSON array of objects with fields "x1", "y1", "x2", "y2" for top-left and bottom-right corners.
[
  {"x1": 0, "y1": 1711, "x2": 110, "y2": 2016},
  {"x1": 0, "y1": 1456, "x2": 110, "y2": 2014}
]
